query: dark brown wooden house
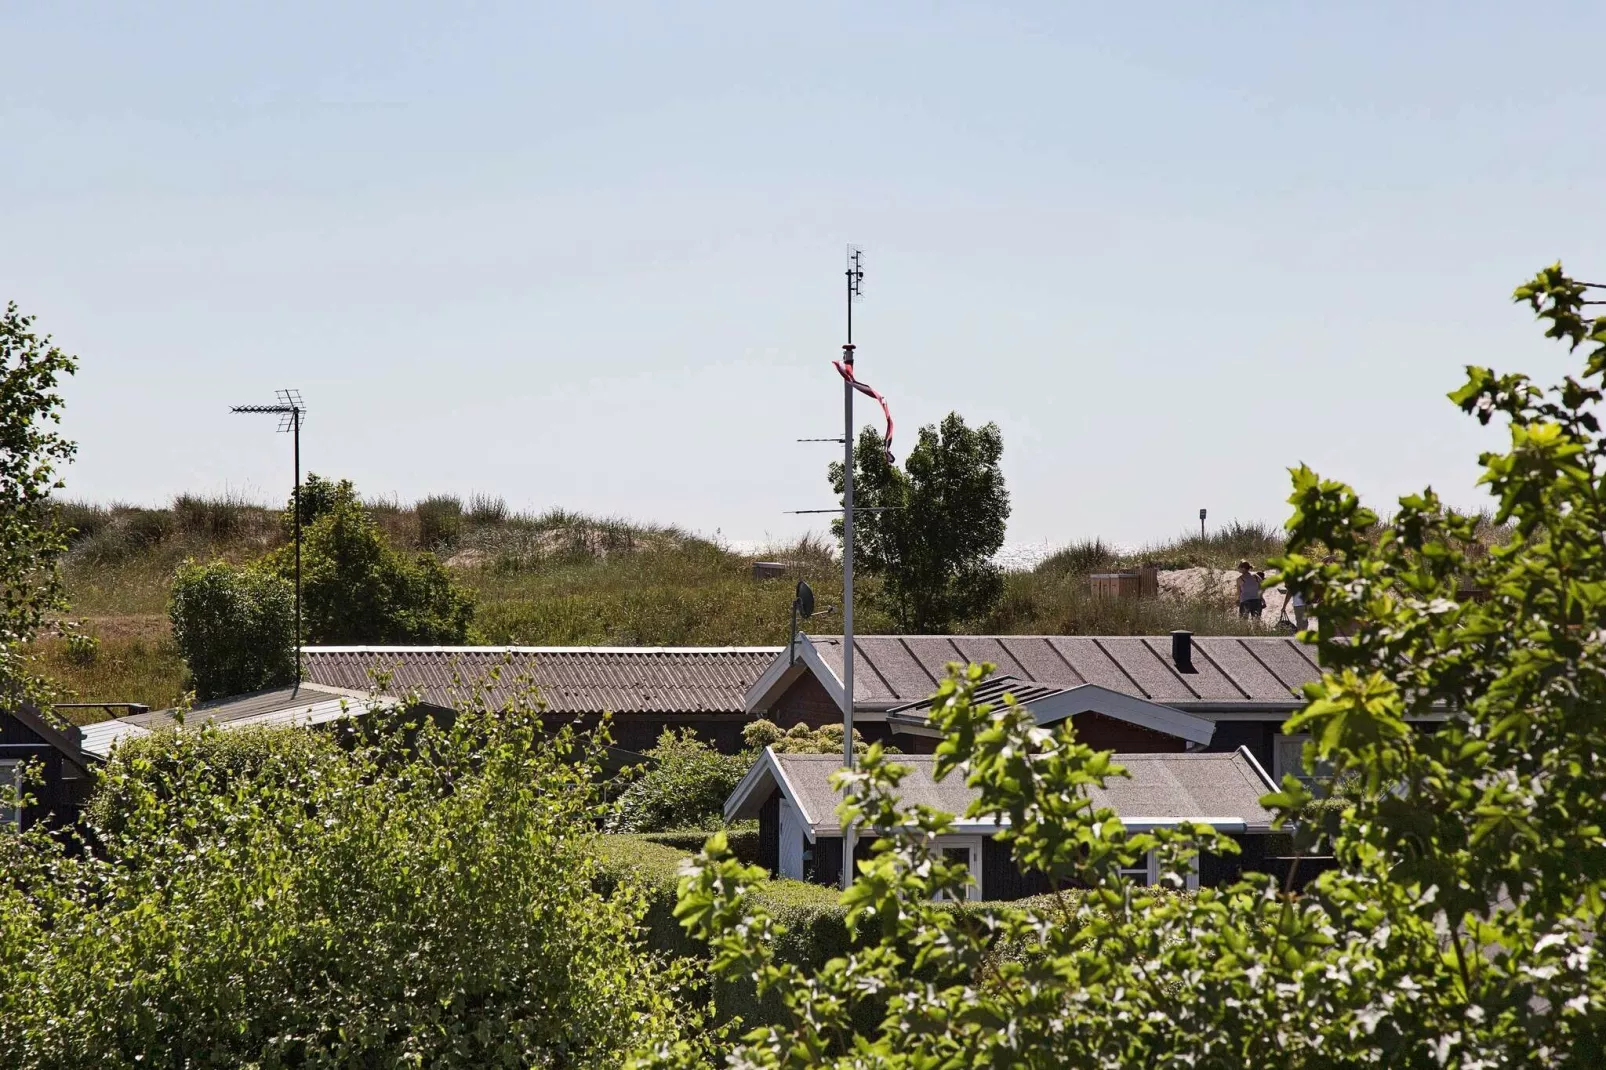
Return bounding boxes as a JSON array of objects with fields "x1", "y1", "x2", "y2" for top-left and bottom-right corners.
[
  {"x1": 723, "y1": 746, "x2": 1283, "y2": 899},
  {"x1": 1, "y1": 704, "x2": 94, "y2": 831}
]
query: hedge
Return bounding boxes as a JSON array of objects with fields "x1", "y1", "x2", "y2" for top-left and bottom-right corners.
[{"x1": 594, "y1": 833, "x2": 1089, "y2": 1032}]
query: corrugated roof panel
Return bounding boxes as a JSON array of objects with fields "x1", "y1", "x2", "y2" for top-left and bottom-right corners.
[
  {"x1": 1243, "y1": 639, "x2": 1323, "y2": 696},
  {"x1": 302, "y1": 647, "x2": 781, "y2": 716},
  {"x1": 947, "y1": 637, "x2": 1029, "y2": 682},
  {"x1": 1004, "y1": 638, "x2": 1088, "y2": 689},
  {"x1": 1091, "y1": 638, "x2": 1198, "y2": 701},
  {"x1": 1137, "y1": 636, "x2": 1244, "y2": 700},
  {"x1": 1190, "y1": 638, "x2": 1300, "y2": 701},
  {"x1": 871, "y1": 638, "x2": 943, "y2": 699},
  {"x1": 1044, "y1": 637, "x2": 1145, "y2": 693}
]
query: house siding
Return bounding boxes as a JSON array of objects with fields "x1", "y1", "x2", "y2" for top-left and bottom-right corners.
[
  {"x1": 758, "y1": 791, "x2": 780, "y2": 875},
  {"x1": 1206, "y1": 720, "x2": 1278, "y2": 771},
  {"x1": 982, "y1": 838, "x2": 1052, "y2": 900},
  {"x1": 1, "y1": 710, "x2": 91, "y2": 832}
]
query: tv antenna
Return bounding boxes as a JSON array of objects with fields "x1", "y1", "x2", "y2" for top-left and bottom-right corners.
[{"x1": 231, "y1": 389, "x2": 306, "y2": 683}]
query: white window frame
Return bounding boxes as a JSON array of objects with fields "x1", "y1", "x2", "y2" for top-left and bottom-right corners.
[
  {"x1": 1117, "y1": 850, "x2": 1159, "y2": 886},
  {"x1": 0, "y1": 759, "x2": 20, "y2": 829},
  {"x1": 932, "y1": 834, "x2": 983, "y2": 901},
  {"x1": 1274, "y1": 733, "x2": 1333, "y2": 789}
]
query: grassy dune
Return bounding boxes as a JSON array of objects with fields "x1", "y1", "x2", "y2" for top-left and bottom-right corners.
[{"x1": 37, "y1": 494, "x2": 1297, "y2": 716}]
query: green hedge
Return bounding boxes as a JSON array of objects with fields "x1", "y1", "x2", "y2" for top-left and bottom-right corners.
[
  {"x1": 634, "y1": 826, "x2": 758, "y2": 865},
  {"x1": 595, "y1": 834, "x2": 1068, "y2": 1032},
  {"x1": 597, "y1": 835, "x2": 863, "y2": 1028}
]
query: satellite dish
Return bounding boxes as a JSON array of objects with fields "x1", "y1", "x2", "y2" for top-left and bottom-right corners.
[{"x1": 795, "y1": 581, "x2": 816, "y2": 618}]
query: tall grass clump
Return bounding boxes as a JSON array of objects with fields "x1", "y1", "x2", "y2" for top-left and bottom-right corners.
[
  {"x1": 416, "y1": 494, "x2": 464, "y2": 550},
  {"x1": 1034, "y1": 538, "x2": 1116, "y2": 580},
  {"x1": 171, "y1": 492, "x2": 256, "y2": 541},
  {"x1": 467, "y1": 493, "x2": 508, "y2": 525}
]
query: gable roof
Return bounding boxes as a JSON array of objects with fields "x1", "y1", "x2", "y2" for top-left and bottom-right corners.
[
  {"x1": 883, "y1": 676, "x2": 1217, "y2": 746},
  {"x1": 2, "y1": 703, "x2": 91, "y2": 775},
  {"x1": 79, "y1": 683, "x2": 393, "y2": 760},
  {"x1": 746, "y1": 634, "x2": 1323, "y2": 716},
  {"x1": 303, "y1": 646, "x2": 783, "y2": 716},
  {"x1": 726, "y1": 746, "x2": 1279, "y2": 836}
]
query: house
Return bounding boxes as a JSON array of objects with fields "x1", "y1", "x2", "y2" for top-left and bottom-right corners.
[
  {"x1": 1, "y1": 704, "x2": 95, "y2": 831},
  {"x1": 79, "y1": 682, "x2": 402, "y2": 761},
  {"x1": 744, "y1": 632, "x2": 1443, "y2": 786},
  {"x1": 723, "y1": 745, "x2": 1283, "y2": 899},
  {"x1": 299, "y1": 645, "x2": 783, "y2": 752}
]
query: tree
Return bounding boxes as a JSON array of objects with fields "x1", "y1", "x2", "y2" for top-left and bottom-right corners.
[
  {"x1": 278, "y1": 487, "x2": 475, "y2": 645},
  {"x1": 168, "y1": 561, "x2": 295, "y2": 700},
  {"x1": 0, "y1": 304, "x2": 77, "y2": 699},
  {"x1": 0, "y1": 692, "x2": 704, "y2": 1065},
  {"x1": 606, "y1": 729, "x2": 752, "y2": 833},
  {"x1": 829, "y1": 412, "x2": 1009, "y2": 632},
  {"x1": 654, "y1": 265, "x2": 1606, "y2": 1068}
]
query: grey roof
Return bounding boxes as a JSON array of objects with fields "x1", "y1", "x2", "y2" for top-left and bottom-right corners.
[
  {"x1": 79, "y1": 683, "x2": 385, "y2": 760},
  {"x1": 735, "y1": 747, "x2": 1278, "y2": 834},
  {"x1": 303, "y1": 646, "x2": 782, "y2": 716},
  {"x1": 801, "y1": 635, "x2": 1321, "y2": 710}
]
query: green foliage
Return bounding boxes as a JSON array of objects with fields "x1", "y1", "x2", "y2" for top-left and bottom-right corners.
[
  {"x1": 648, "y1": 266, "x2": 1606, "y2": 1068},
  {"x1": 285, "y1": 472, "x2": 353, "y2": 533},
  {"x1": 417, "y1": 494, "x2": 464, "y2": 550},
  {"x1": 279, "y1": 487, "x2": 475, "y2": 645},
  {"x1": 1034, "y1": 536, "x2": 1116, "y2": 578},
  {"x1": 607, "y1": 729, "x2": 752, "y2": 833},
  {"x1": 830, "y1": 412, "x2": 1010, "y2": 632},
  {"x1": 167, "y1": 559, "x2": 295, "y2": 700},
  {"x1": 0, "y1": 303, "x2": 77, "y2": 698},
  {"x1": 0, "y1": 700, "x2": 701, "y2": 1066},
  {"x1": 742, "y1": 718, "x2": 870, "y2": 756}
]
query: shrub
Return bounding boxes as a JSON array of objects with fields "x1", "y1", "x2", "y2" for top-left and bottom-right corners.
[
  {"x1": 467, "y1": 492, "x2": 508, "y2": 524},
  {"x1": 605, "y1": 729, "x2": 752, "y2": 833},
  {"x1": 0, "y1": 702, "x2": 700, "y2": 1066},
  {"x1": 276, "y1": 490, "x2": 474, "y2": 644},
  {"x1": 167, "y1": 559, "x2": 295, "y2": 700},
  {"x1": 61, "y1": 632, "x2": 98, "y2": 668},
  {"x1": 416, "y1": 494, "x2": 463, "y2": 550},
  {"x1": 1035, "y1": 537, "x2": 1115, "y2": 579},
  {"x1": 172, "y1": 492, "x2": 249, "y2": 540},
  {"x1": 743, "y1": 718, "x2": 870, "y2": 755},
  {"x1": 284, "y1": 472, "x2": 353, "y2": 533}
]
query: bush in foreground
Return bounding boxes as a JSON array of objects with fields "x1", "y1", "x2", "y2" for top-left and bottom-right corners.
[{"x1": 0, "y1": 699, "x2": 700, "y2": 1067}]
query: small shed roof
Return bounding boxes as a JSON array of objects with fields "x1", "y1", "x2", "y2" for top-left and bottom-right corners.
[
  {"x1": 725, "y1": 746, "x2": 1278, "y2": 836},
  {"x1": 883, "y1": 675, "x2": 1217, "y2": 746},
  {"x1": 303, "y1": 646, "x2": 782, "y2": 716},
  {"x1": 79, "y1": 683, "x2": 390, "y2": 760}
]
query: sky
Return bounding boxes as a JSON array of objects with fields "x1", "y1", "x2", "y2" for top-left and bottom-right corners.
[{"x1": 3, "y1": 2, "x2": 1603, "y2": 552}]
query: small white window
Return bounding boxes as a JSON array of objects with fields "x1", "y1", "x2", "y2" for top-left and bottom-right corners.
[
  {"x1": 1274, "y1": 733, "x2": 1333, "y2": 788},
  {"x1": 0, "y1": 759, "x2": 20, "y2": 829},
  {"x1": 1117, "y1": 850, "x2": 1159, "y2": 886}
]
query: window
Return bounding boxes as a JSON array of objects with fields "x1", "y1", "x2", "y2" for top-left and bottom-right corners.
[
  {"x1": 932, "y1": 836, "x2": 982, "y2": 901},
  {"x1": 1117, "y1": 850, "x2": 1159, "y2": 886},
  {"x1": 1273, "y1": 733, "x2": 1333, "y2": 788},
  {"x1": 0, "y1": 759, "x2": 19, "y2": 829}
]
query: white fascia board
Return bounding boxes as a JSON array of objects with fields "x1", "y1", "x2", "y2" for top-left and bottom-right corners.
[
  {"x1": 723, "y1": 747, "x2": 822, "y2": 839},
  {"x1": 1121, "y1": 817, "x2": 1250, "y2": 833},
  {"x1": 745, "y1": 635, "x2": 849, "y2": 716},
  {"x1": 1237, "y1": 744, "x2": 1279, "y2": 794},
  {"x1": 723, "y1": 748, "x2": 780, "y2": 823},
  {"x1": 1031, "y1": 684, "x2": 1216, "y2": 746}
]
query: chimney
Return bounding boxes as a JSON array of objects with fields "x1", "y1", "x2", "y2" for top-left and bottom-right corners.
[{"x1": 1171, "y1": 630, "x2": 1195, "y2": 673}]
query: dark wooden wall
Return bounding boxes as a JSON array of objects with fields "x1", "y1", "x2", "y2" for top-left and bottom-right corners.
[
  {"x1": 1, "y1": 710, "x2": 92, "y2": 832},
  {"x1": 1206, "y1": 720, "x2": 1278, "y2": 770},
  {"x1": 758, "y1": 791, "x2": 780, "y2": 875}
]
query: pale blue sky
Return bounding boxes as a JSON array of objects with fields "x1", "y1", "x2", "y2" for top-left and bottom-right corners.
[{"x1": 3, "y1": 2, "x2": 1602, "y2": 550}]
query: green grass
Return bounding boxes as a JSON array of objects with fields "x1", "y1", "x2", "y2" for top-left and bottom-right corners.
[{"x1": 36, "y1": 494, "x2": 1322, "y2": 716}]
